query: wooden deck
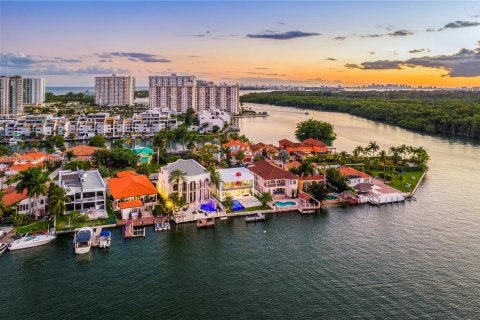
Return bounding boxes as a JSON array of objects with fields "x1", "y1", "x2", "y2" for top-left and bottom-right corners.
[{"x1": 197, "y1": 217, "x2": 216, "y2": 229}]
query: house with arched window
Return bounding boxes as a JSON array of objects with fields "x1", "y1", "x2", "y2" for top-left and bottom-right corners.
[{"x1": 157, "y1": 159, "x2": 211, "y2": 205}]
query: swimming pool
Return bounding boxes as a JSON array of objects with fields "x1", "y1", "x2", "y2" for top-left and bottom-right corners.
[
  {"x1": 200, "y1": 201, "x2": 216, "y2": 212},
  {"x1": 274, "y1": 201, "x2": 297, "y2": 207},
  {"x1": 232, "y1": 200, "x2": 245, "y2": 211},
  {"x1": 325, "y1": 195, "x2": 339, "y2": 200}
]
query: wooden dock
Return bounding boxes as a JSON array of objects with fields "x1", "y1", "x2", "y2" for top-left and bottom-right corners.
[{"x1": 197, "y1": 217, "x2": 215, "y2": 229}]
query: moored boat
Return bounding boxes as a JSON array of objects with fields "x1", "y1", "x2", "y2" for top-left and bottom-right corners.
[
  {"x1": 74, "y1": 227, "x2": 94, "y2": 255},
  {"x1": 8, "y1": 230, "x2": 56, "y2": 251},
  {"x1": 245, "y1": 213, "x2": 266, "y2": 223},
  {"x1": 98, "y1": 230, "x2": 111, "y2": 248}
]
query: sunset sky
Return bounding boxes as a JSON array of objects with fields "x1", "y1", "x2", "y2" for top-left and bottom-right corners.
[{"x1": 1, "y1": 1, "x2": 480, "y2": 87}]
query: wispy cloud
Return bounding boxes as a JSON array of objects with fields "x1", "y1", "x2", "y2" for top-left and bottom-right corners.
[
  {"x1": 325, "y1": 58, "x2": 337, "y2": 61},
  {"x1": 95, "y1": 52, "x2": 171, "y2": 63},
  {"x1": 440, "y1": 20, "x2": 480, "y2": 30},
  {"x1": 362, "y1": 34, "x2": 383, "y2": 38},
  {"x1": 0, "y1": 53, "x2": 83, "y2": 67},
  {"x1": 409, "y1": 48, "x2": 430, "y2": 54},
  {"x1": 388, "y1": 30, "x2": 414, "y2": 36},
  {"x1": 334, "y1": 36, "x2": 346, "y2": 41},
  {"x1": 345, "y1": 45, "x2": 480, "y2": 77},
  {"x1": 246, "y1": 30, "x2": 320, "y2": 40}
]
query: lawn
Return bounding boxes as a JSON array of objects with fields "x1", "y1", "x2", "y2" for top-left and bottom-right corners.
[
  {"x1": 16, "y1": 221, "x2": 50, "y2": 234},
  {"x1": 370, "y1": 169, "x2": 425, "y2": 193}
]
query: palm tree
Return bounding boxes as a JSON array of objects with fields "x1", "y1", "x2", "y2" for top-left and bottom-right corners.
[
  {"x1": 389, "y1": 147, "x2": 401, "y2": 165},
  {"x1": 222, "y1": 195, "x2": 234, "y2": 212},
  {"x1": 297, "y1": 161, "x2": 316, "y2": 190},
  {"x1": 153, "y1": 131, "x2": 167, "y2": 165},
  {"x1": 207, "y1": 166, "x2": 222, "y2": 188},
  {"x1": 337, "y1": 151, "x2": 349, "y2": 166},
  {"x1": 47, "y1": 185, "x2": 71, "y2": 218},
  {"x1": 15, "y1": 167, "x2": 49, "y2": 218},
  {"x1": 168, "y1": 169, "x2": 186, "y2": 194},
  {"x1": 367, "y1": 141, "x2": 380, "y2": 157},
  {"x1": 257, "y1": 192, "x2": 273, "y2": 207},
  {"x1": 352, "y1": 146, "x2": 364, "y2": 162},
  {"x1": 235, "y1": 150, "x2": 246, "y2": 164},
  {"x1": 378, "y1": 150, "x2": 388, "y2": 178},
  {"x1": 0, "y1": 191, "x2": 6, "y2": 219},
  {"x1": 278, "y1": 150, "x2": 290, "y2": 163}
]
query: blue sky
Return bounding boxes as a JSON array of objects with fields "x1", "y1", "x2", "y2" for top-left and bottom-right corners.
[{"x1": 1, "y1": 1, "x2": 480, "y2": 86}]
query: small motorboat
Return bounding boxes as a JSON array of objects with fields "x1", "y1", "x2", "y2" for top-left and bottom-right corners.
[
  {"x1": 74, "y1": 227, "x2": 94, "y2": 255},
  {"x1": 0, "y1": 243, "x2": 8, "y2": 255},
  {"x1": 154, "y1": 221, "x2": 170, "y2": 231},
  {"x1": 98, "y1": 230, "x2": 111, "y2": 248},
  {"x1": 8, "y1": 230, "x2": 56, "y2": 251}
]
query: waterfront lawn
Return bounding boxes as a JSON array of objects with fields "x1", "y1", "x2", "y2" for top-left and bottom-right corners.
[
  {"x1": 16, "y1": 221, "x2": 50, "y2": 234},
  {"x1": 371, "y1": 169, "x2": 425, "y2": 192}
]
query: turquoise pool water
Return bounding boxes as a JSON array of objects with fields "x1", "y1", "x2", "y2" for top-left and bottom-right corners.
[
  {"x1": 325, "y1": 195, "x2": 339, "y2": 200},
  {"x1": 274, "y1": 201, "x2": 296, "y2": 207}
]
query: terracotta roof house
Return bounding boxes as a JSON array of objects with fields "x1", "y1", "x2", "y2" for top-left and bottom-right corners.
[
  {"x1": 338, "y1": 167, "x2": 372, "y2": 187},
  {"x1": 0, "y1": 151, "x2": 61, "y2": 165},
  {"x1": 5, "y1": 162, "x2": 44, "y2": 176},
  {"x1": 278, "y1": 138, "x2": 332, "y2": 154},
  {"x1": 1, "y1": 186, "x2": 47, "y2": 216},
  {"x1": 65, "y1": 145, "x2": 99, "y2": 161},
  {"x1": 247, "y1": 160, "x2": 298, "y2": 198},
  {"x1": 108, "y1": 170, "x2": 158, "y2": 219},
  {"x1": 222, "y1": 140, "x2": 253, "y2": 163},
  {"x1": 283, "y1": 161, "x2": 301, "y2": 171},
  {"x1": 250, "y1": 142, "x2": 279, "y2": 159},
  {"x1": 298, "y1": 174, "x2": 325, "y2": 190}
]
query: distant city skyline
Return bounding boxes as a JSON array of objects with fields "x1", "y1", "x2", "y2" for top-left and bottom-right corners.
[{"x1": 1, "y1": 1, "x2": 480, "y2": 87}]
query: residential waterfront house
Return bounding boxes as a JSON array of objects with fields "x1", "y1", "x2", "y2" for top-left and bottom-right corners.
[
  {"x1": 247, "y1": 160, "x2": 298, "y2": 198},
  {"x1": 222, "y1": 140, "x2": 253, "y2": 164},
  {"x1": 250, "y1": 142, "x2": 279, "y2": 159},
  {"x1": 278, "y1": 138, "x2": 334, "y2": 154},
  {"x1": 65, "y1": 145, "x2": 99, "y2": 161},
  {"x1": 338, "y1": 167, "x2": 373, "y2": 188},
  {"x1": 1, "y1": 186, "x2": 47, "y2": 216},
  {"x1": 108, "y1": 170, "x2": 158, "y2": 219},
  {"x1": 58, "y1": 169, "x2": 107, "y2": 214},
  {"x1": 212, "y1": 167, "x2": 255, "y2": 201},
  {"x1": 157, "y1": 159, "x2": 211, "y2": 205}
]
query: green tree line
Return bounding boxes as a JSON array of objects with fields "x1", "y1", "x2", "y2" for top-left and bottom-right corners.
[{"x1": 241, "y1": 91, "x2": 480, "y2": 139}]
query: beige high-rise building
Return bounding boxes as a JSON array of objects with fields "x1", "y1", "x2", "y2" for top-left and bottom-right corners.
[
  {"x1": 149, "y1": 74, "x2": 239, "y2": 114},
  {"x1": 0, "y1": 75, "x2": 24, "y2": 115},
  {"x1": 95, "y1": 74, "x2": 135, "y2": 106}
]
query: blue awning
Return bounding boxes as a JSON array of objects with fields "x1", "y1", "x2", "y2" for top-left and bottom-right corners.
[
  {"x1": 75, "y1": 231, "x2": 92, "y2": 243},
  {"x1": 100, "y1": 230, "x2": 111, "y2": 237}
]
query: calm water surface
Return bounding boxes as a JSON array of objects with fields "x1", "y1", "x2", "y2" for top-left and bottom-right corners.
[{"x1": 1, "y1": 103, "x2": 480, "y2": 319}]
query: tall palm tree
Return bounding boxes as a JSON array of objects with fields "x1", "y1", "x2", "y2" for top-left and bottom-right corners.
[
  {"x1": 168, "y1": 169, "x2": 187, "y2": 194},
  {"x1": 352, "y1": 146, "x2": 364, "y2": 162},
  {"x1": 207, "y1": 166, "x2": 222, "y2": 188},
  {"x1": 297, "y1": 161, "x2": 316, "y2": 190},
  {"x1": 337, "y1": 151, "x2": 349, "y2": 166},
  {"x1": 15, "y1": 167, "x2": 49, "y2": 218},
  {"x1": 367, "y1": 141, "x2": 380, "y2": 157},
  {"x1": 378, "y1": 150, "x2": 388, "y2": 178},
  {"x1": 153, "y1": 130, "x2": 167, "y2": 165},
  {"x1": 47, "y1": 185, "x2": 71, "y2": 218},
  {"x1": 389, "y1": 147, "x2": 401, "y2": 166},
  {"x1": 0, "y1": 191, "x2": 6, "y2": 219}
]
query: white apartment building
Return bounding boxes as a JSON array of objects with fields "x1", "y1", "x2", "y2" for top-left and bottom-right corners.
[
  {"x1": 149, "y1": 74, "x2": 239, "y2": 114},
  {"x1": 0, "y1": 76, "x2": 24, "y2": 115},
  {"x1": 95, "y1": 74, "x2": 135, "y2": 106},
  {"x1": 198, "y1": 109, "x2": 231, "y2": 132},
  {"x1": 1, "y1": 111, "x2": 179, "y2": 139},
  {"x1": 23, "y1": 78, "x2": 45, "y2": 105}
]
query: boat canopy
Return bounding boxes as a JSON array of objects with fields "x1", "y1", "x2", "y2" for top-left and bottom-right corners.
[
  {"x1": 75, "y1": 231, "x2": 92, "y2": 243},
  {"x1": 100, "y1": 230, "x2": 111, "y2": 237}
]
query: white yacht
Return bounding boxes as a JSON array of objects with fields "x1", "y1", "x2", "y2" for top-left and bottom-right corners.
[
  {"x1": 8, "y1": 230, "x2": 56, "y2": 251},
  {"x1": 74, "y1": 227, "x2": 94, "y2": 255}
]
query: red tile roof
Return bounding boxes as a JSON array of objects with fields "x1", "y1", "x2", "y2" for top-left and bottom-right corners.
[
  {"x1": 1, "y1": 188, "x2": 28, "y2": 206},
  {"x1": 298, "y1": 174, "x2": 325, "y2": 181},
  {"x1": 222, "y1": 140, "x2": 251, "y2": 150},
  {"x1": 116, "y1": 170, "x2": 137, "y2": 178},
  {"x1": 339, "y1": 167, "x2": 371, "y2": 179},
  {"x1": 248, "y1": 160, "x2": 297, "y2": 180},
  {"x1": 9, "y1": 162, "x2": 43, "y2": 172},
  {"x1": 283, "y1": 161, "x2": 301, "y2": 171},
  {"x1": 108, "y1": 171, "x2": 157, "y2": 199},
  {"x1": 118, "y1": 199, "x2": 144, "y2": 209},
  {"x1": 66, "y1": 145, "x2": 99, "y2": 158}
]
